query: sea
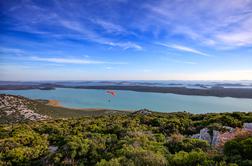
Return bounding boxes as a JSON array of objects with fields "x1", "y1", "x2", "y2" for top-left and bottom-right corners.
[{"x1": 1, "y1": 87, "x2": 252, "y2": 113}]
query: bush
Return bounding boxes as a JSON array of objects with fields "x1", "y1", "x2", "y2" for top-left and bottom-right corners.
[
  {"x1": 166, "y1": 135, "x2": 210, "y2": 153},
  {"x1": 224, "y1": 137, "x2": 252, "y2": 165},
  {"x1": 169, "y1": 149, "x2": 208, "y2": 166},
  {"x1": 0, "y1": 112, "x2": 251, "y2": 165}
]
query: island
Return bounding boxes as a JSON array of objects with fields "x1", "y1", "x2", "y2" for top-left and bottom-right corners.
[{"x1": 1, "y1": 83, "x2": 252, "y2": 99}]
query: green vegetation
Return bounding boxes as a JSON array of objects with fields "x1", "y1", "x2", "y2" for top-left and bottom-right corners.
[
  {"x1": 0, "y1": 111, "x2": 252, "y2": 165},
  {"x1": 224, "y1": 137, "x2": 252, "y2": 166}
]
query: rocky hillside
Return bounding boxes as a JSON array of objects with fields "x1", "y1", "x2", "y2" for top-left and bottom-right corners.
[
  {"x1": 0, "y1": 94, "x2": 126, "y2": 123},
  {"x1": 0, "y1": 94, "x2": 50, "y2": 123}
]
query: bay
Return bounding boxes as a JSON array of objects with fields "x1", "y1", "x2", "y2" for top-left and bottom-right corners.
[{"x1": 1, "y1": 88, "x2": 252, "y2": 113}]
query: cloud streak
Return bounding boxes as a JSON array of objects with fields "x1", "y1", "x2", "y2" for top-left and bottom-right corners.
[
  {"x1": 1, "y1": 1, "x2": 252, "y2": 81},
  {"x1": 171, "y1": 60, "x2": 197, "y2": 65},
  {"x1": 144, "y1": 0, "x2": 252, "y2": 49},
  {"x1": 59, "y1": 19, "x2": 142, "y2": 50},
  {"x1": 30, "y1": 56, "x2": 126, "y2": 65},
  {"x1": 92, "y1": 19, "x2": 127, "y2": 34},
  {"x1": 1, "y1": 1, "x2": 142, "y2": 50},
  {"x1": 158, "y1": 43, "x2": 210, "y2": 57},
  {"x1": 162, "y1": 57, "x2": 197, "y2": 65}
]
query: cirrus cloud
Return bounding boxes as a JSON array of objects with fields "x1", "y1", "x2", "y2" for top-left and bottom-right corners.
[
  {"x1": 158, "y1": 43, "x2": 210, "y2": 57},
  {"x1": 30, "y1": 56, "x2": 127, "y2": 65}
]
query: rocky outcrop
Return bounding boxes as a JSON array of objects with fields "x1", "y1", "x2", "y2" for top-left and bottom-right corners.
[
  {"x1": 192, "y1": 128, "x2": 211, "y2": 144},
  {"x1": 211, "y1": 130, "x2": 220, "y2": 146},
  {"x1": 243, "y1": 123, "x2": 252, "y2": 131},
  {"x1": 133, "y1": 109, "x2": 152, "y2": 115},
  {"x1": 0, "y1": 94, "x2": 50, "y2": 123},
  {"x1": 223, "y1": 126, "x2": 234, "y2": 132},
  {"x1": 192, "y1": 123, "x2": 252, "y2": 147}
]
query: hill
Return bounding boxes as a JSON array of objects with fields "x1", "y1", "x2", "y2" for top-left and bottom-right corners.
[
  {"x1": 0, "y1": 94, "x2": 125, "y2": 123},
  {"x1": 0, "y1": 96, "x2": 252, "y2": 165}
]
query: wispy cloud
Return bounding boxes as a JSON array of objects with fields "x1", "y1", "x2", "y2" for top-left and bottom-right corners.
[
  {"x1": 59, "y1": 19, "x2": 142, "y2": 50},
  {"x1": 2, "y1": 1, "x2": 142, "y2": 50},
  {"x1": 144, "y1": 0, "x2": 252, "y2": 49},
  {"x1": 105, "y1": 67, "x2": 113, "y2": 70},
  {"x1": 2, "y1": 0, "x2": 252, "y2": 81},
  {"x1": 31, "y1": 56, "x2": 104, "y2": 64},
  {"x1": 0, "y1": 47, "x2": 128, "y2": 65},
  {"x1": 105, "y1": 41, "x2": 142, "y2": 50},
  {"x1": 158, "y1": 43, "x2": 210, "y2": 56},
  {"x1": 162, "y1": 57, "x2": 197, "y2": 65},
  {"x1": 30, "y1": 56, "x2": 126, "y2": 65},
  {"x1": 216, "y1": 29, "x2": 252, "y2": 47},
  {"x1": 92, "y1": 19, "x2": 127, "y2": 34},
  {"x1": 3, "y1": 0, "x2": 252, "y2": 50},
  {"x1": 0, "y1": 47, "x2": 24, "y2": 55},
  {"x1": 171, "y1": 60, "x2": 197, "y2": 65}
]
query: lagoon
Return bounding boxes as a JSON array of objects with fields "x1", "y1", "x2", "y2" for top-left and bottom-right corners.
[{"x1": 1, "y1": 88, "x2": 252, "y2": 113}]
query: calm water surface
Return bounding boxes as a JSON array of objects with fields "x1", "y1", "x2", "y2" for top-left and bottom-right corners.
[{"x1": 1, "y1": 88, "x2": 252, "y2": 113}]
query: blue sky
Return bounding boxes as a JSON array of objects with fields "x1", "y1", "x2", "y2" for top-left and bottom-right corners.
[{"x1": 1, "y1": 0, "x2": 252, "y2": 80}]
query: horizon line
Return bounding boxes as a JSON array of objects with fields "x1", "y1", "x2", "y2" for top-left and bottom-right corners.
[{"x1": 0, "y1": 79, "x2": 251, "y2": 82}]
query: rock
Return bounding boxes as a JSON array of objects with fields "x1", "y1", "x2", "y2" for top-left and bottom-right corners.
[
  {"x1": 192, "y1": 128, "x2": 220, "y2": 145},
  {"x1": 49, "y1": 146, "x2": 58, "y2": 153},
  {"x1": 199, "y1": 128, "x2": 212, "y2": 143},
  {"x1": 243, "y1": 123, "x2": 252, "y2": 131},
  {"x1": 192, "y1": 124, "x2": 252, "y2": 147},
  {"x1": 223, "y1": 126, "x2": 234, "y2": 132},
  {"x1": 192, "y1": 133, "x2": 201, "y2": 139},
  {"x1": 211, "y1": 130, "x2": 220, "y2": 146},
  {"x1": 0, "y1": 94, "x2": 50, "y2": 122},
  {"x1": 133, "y1": 109, "x2": 152, "y2": 115},
  {"x1": 192, "y1": 128, "x2": 211, "y2": 144}
]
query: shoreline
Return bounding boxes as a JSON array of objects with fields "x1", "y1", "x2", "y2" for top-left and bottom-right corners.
[
  {"x1": 47, "y1": 99, "x2": 61, "y2": 107},
  {"x1": 46, "y1": 99, "x2": 133, "y2": 112},
  {"x1": 1, "y1": 84, "x2": 252, "y2": 99}
]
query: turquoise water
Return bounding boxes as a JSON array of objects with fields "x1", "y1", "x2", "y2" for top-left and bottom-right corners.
[{"x1": 1, "y1": 88, "x2": 252, "y2": 113}]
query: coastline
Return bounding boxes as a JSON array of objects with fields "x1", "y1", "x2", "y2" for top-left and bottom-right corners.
[
  {"x1": 47, "y1": 99, "x2": 61, "y2": 107},
  {"x1": 46, "y1": 99, "x2": 133, "y2": 112},
  {"x1": 1, "y1": 84, "x2": 252, "y2": 99}
]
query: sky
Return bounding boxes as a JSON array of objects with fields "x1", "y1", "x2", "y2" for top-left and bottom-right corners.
[{"x1": 1, "y1": 0, "x2": 252, "y2": 81}]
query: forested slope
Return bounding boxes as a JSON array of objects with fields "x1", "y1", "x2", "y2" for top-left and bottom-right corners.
[{"x1": 1, "y1": 109, "x2": 252, "y2": 166}]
